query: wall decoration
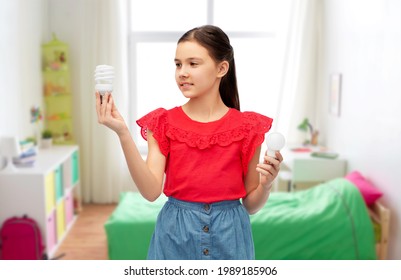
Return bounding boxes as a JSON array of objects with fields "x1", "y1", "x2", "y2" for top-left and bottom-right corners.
[{"x1": 42, "y1": 34, "x2": 74, "y2": 144}]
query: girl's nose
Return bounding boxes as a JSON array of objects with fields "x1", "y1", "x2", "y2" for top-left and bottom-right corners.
[{"x1": 178, "y1": 68, "x2": 189, "y2": 78}]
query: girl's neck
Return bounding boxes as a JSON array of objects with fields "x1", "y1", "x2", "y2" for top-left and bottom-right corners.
[{"x1": 182, "y1": 97, "x2": 229, "y2": 123}]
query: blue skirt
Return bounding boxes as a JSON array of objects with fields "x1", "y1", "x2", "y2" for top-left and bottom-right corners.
[{"x1": 147, "y1": 197, "x2": 255, "y2": 260}]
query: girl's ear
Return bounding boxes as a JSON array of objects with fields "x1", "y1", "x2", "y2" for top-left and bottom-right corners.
[{"x1": 217, "y1": 61, "x2": 229, "y2": 78}]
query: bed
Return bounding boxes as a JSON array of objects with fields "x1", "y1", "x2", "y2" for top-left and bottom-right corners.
[{"x1": 104, "y1": 178, "x2": 389, "y2": 260}]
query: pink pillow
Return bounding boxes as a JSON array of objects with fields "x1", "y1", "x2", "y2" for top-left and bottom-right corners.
[{"x1": 345, "y1": 171, "x2": 383, "y2": 205}]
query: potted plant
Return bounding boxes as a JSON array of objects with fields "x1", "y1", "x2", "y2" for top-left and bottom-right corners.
[
  {"x1": 41, "y1": 129, "x2": 53, "y2": 148},
  {"x1": 297, "y1": 118, "x2": 319, "y2": 146}
]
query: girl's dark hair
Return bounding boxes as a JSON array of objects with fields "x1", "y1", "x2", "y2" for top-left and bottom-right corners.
[{"x1": 178, "y1": 25, "x2": 240, "y2": 111}]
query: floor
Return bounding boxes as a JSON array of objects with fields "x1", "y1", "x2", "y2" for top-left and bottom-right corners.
[{"x1": 54, "y1": 203, "x2": 117, "y2": 260}]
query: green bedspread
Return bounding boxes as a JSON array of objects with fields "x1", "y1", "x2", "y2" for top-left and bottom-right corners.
[
  {"x1": 251, "y1": 178, "x2": 376, "y2": 259},
  {"x1": 104, "y1": 178, "x2": 376, "y2": 260}
]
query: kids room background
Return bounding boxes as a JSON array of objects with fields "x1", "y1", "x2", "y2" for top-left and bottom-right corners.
[{"x1": 0, "y1": 0, "x2": 400, "y2": 260}]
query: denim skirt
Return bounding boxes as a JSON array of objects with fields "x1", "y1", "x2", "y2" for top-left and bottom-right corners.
[{"x1": 147, "y1": 196, "x2": 255, "y2": 260}]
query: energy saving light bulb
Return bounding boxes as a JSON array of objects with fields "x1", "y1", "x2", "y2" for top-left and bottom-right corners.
[
  {"x1": 266, "y1": 132, "x2": 285, "y2": 158},
  {"x1": 94, "y1": 65, "x2": 114, "y2": 95}
]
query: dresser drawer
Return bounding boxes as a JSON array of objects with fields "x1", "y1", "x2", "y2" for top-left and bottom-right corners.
[
  {"x1": 46, "y1": 210, "x2": 57, "y2": 253},
  {"x1": 45, "y1": 172, "x2": 55, "y2": 215},
  {"x1": 64, "y1": 189, "x2": 74, "y2": 226},
  {"x1": 72, "y1": 151, "x2": 79, "y2": 185},
  {"x1": 56, "y1": 200, "x2": 66, "y2": 240},
  {"x1": 55, "y1": 165, "x2": 64, "y2": 201}
]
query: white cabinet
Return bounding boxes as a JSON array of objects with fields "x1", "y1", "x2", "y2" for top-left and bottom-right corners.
[
  {"x1": 0, "y1": 146, "x2": 81, "y2": 259},
  {"x1": 280, "y1": 145, "x2": 347, "y2": 191}
]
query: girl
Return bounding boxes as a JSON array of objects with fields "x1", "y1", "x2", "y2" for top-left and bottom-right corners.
[{"x1": 96, "y1": 25, "x2": 283, "y2": 260}]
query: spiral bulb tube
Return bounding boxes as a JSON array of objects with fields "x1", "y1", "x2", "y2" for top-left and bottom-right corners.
[{"x1": 94, "y1": 65, "x2": 114, "y2": 95}]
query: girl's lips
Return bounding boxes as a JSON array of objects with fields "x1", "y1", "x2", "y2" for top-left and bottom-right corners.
[{"x1": 180, "y1": 82, "x2": 193, "y2": 89}]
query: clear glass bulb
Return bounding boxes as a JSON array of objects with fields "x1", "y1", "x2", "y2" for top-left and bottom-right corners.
[{"x1": 266, "y1": 132, "x2": 285, "y2": 158}]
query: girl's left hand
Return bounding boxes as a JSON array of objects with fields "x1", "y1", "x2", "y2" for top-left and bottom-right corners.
[{"x1": 256, "y1": 151, "x2": 283, "y2": 189}]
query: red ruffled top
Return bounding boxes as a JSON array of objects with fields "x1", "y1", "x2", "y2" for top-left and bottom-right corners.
[{"x1": 137, "y1": 106, "x2": 272, "y2": 203}]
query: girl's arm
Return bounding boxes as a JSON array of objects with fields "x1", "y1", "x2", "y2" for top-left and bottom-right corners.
[
  {"x1": 96, "y1": 92, "x2": 165, "y2": 201},
  {"x1": 242, "y1": 146, "x2": 283, "y2": 214}
]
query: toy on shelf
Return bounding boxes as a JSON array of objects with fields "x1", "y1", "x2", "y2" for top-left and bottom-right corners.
[{"x1": 42, "y1": 33, "x2": 69, "y2": 72}]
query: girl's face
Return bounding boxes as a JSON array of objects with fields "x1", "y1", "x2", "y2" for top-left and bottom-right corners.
[{"x1": 174, "y1": 41, "x2": 226, "y2": 100}]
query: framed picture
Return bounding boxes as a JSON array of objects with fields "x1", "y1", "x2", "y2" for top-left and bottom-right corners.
[{"x1": 329, "y1": 73, "x2": 342, "y2": 117}]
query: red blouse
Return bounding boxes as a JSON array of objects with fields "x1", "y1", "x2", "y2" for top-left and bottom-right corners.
[{"x1": 137, "y1": 106, "x2": 272, "y2": 203}]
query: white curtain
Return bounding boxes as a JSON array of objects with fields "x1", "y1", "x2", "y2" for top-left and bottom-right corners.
[
  {"x1": 74, "y1": 0, "x2": 135, "y2": 203},
  {"x1": 276, "y1": 0, "x2": 320, "y2": 143}
]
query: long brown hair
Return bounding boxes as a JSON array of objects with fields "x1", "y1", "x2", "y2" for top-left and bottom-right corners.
[{"x1": 178, "y1": 25, "x2": 240, "y2": 111}]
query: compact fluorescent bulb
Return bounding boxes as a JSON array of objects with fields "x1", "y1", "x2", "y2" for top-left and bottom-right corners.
[{"x1": 94, "y1": 65, "x2": 114, "y2": 95}]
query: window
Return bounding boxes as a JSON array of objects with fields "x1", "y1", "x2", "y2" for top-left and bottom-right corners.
[{"x1": 127, "y1": 0, "x2": 292, "y2": 153}]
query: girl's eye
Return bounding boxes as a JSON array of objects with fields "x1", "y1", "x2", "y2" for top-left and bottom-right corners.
[
  {"x1": 190, "y1": 62, "x2": 198, "y2": 66},
  {"x1": 175, "y1": 63, "x2": 181, "y2": 68}
]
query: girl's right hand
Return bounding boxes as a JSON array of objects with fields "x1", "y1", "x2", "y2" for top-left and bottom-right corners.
[{"x1": 95, "y1": 92, "x2": 128, "y2": 136}]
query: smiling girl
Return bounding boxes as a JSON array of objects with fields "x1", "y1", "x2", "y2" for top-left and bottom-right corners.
[{"x1": 96, "y1": 25, "x2": 282, "y2": 260}]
